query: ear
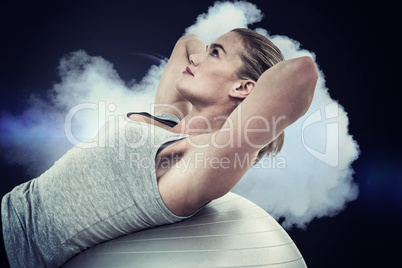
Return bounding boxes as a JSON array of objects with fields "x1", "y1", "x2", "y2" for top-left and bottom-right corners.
[{"x1": 230, "y1": 80, "x2": 256, "y2": 99}]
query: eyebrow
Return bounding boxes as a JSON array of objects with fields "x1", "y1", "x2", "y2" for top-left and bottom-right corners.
[{"x1": 206, "y1": 43, "x2": 227, "y2": 54}]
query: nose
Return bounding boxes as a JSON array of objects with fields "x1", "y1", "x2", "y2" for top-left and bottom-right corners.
[{"x1": 189, "y1": 53, "x2": 201, "y2": 66}]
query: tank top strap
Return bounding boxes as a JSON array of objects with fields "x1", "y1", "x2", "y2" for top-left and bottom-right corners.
[
  {"x1": 155, "y1": 137, "x2": 187, "y2": 158},
  {"x1": 126, "y1": 112, "x2": 178, "y2": 128}
]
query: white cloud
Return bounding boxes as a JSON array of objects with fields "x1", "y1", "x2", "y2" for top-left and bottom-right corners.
[{"x1": 184, "y1": 1, "x2": 263, "y2": 43}]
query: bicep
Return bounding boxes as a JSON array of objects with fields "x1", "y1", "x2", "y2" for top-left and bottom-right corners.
[{"x1": 158, "y1": 133, "x2": 253, "y2": 216}]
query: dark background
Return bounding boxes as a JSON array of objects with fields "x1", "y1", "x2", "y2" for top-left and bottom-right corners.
[{"x1": 0, "y1": 0, "x2": 400, "y2": 267}]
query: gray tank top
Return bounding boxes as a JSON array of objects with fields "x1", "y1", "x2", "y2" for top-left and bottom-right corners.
[{"x1": 1, "y1": 113, "x2": 191, "y2": 267}]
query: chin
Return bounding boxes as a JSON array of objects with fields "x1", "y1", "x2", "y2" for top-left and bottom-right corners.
[{"x1": 176, "y1": 81, "x2": 195, "y2": 102}]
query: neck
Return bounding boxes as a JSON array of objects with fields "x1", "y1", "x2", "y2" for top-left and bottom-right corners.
[{"x1": 171, "y1": 104, "x2": 235, "y2": 135}]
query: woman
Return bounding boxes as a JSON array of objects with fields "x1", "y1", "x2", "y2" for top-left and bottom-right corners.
[{"x1": 1, "y1": 28, "x2": 318, "y2": 267}]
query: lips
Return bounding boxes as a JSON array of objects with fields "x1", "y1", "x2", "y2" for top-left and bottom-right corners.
[{"x1": 183, "y1": 67, "x2": 194, "y2": 76}]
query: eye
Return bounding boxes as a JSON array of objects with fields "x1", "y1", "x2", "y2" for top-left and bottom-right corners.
[{"x1": 210, "y1": 48, "x2": 219, "y2": 57}]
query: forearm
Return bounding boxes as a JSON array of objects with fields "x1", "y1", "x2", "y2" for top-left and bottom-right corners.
[
  {"x1": 180, "y1": 34, "x2": 206, "y2": 58},
  {"x1": 154, "y1": 34, "x2": 205, "y2": 117}
]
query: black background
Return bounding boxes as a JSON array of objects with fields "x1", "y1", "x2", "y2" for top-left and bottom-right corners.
[{"x1": 0, "y1": 0, "x2": 400, "y2": 267}]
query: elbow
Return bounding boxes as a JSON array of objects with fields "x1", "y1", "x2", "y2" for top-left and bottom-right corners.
[
  {"x1": 296, "y1": 56, "x2": 319, "y2": 88},
  {"x1": 303, "y1": 56, "x2": 319, "y2": 80},
  {"x1": 295, "y1": 56, "x2": 318, "y2": 116}
]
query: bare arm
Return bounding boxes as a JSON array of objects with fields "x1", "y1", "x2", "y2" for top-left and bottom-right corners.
[
  {"x1": 218, "y1": 56, "x2": 318, "y2": 154},
  {"x1": 153, "y1": 34, "x2": 206, "y2": 119},
  {"x1": 159, "y1": 56, "x2": 318, "y2": 216}
]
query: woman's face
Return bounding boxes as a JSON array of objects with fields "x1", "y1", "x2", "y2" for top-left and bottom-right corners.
[{"x1": 176, "y1": 32, "x2": 245, "y2": 107}]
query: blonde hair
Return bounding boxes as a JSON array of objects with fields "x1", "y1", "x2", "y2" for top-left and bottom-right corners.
[{"x1": 231, "y1": 28, "x2": 285, "y2": 165}]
